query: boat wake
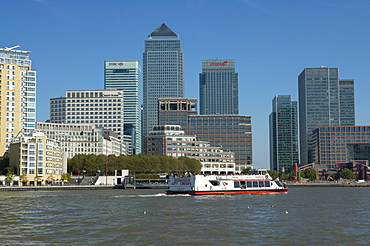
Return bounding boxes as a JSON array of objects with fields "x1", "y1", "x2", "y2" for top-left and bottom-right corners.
[{"x1": 113, "y1": 193, "x2": 191, "y2": 198}]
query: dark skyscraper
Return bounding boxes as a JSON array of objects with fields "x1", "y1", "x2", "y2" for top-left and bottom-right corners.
[
  {"x1": 199, "y1": 59, "x2": 238, "y2": 115},
  {"x1": 269, "y1": 95, "x2": 298, "y2": 173},
  {"x1": 298, "y1": 67, "x2": 355, "y2": 166}
]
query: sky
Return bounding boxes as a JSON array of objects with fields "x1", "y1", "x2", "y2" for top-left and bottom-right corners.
[{"x1": 2, "y1": 0, "x2": 370, "y2": 169}]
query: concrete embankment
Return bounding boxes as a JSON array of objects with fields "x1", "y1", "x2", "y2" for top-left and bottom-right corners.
[
  {"x1": 287, "y1": 182, "x2": 370, "y2": 187},
  {"x1": 0, "y1": 185, "x2": 115, "y2": 191}
]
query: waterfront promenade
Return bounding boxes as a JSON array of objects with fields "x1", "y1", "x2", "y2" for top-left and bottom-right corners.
[{"x1": 1, "y1": 180, "x2": 369, "y2": 191}]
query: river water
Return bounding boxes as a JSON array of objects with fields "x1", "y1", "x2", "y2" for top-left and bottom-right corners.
[{"x1": 0, "y1": 187, "x2": 369, "y2": 245}]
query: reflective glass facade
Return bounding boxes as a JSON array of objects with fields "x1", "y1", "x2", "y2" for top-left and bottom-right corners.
[
  {"x1": 199, "y1": 59, "x2": 238, "y2": 115},
  {"x1": 298, "y1": 68, "x2": 355, "y2": 166},
  {"x1": 269, "y1": 95, "x2": 298, "y2": 173},
  {"x1": 104, "y1": 60, "x2": 142, "y2": 154},
  {"x1": 142, "y1": 24, "x2": 184, "y2": 152}
]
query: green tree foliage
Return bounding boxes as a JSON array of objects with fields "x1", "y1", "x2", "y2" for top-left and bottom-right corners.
[
  {"x1": 340, "y1": 168, "x2": 356, "y2": 180},
  {"x1": 5, "y1": 168, "x2": 14, "y2": 185},
  {"x1": 61, "y1": 173, "x2": 72, "y2": 182},
  {"x1": 302, "y1": 168, "x2": 318, "y2": 181},
  {"x1": 20, "y1": 173, "x2": 29, "y2": 185},
  {"x1": 67, "y1": 154, "x2": 202, "y2": 175},
  {"x1": 268, "y1": 170, "x2": 280, "y2": 180},
  {"x1": 241, "y1": 167, "x2": 251, "y2": 174}
]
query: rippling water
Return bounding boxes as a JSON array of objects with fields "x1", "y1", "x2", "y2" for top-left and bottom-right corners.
[{"x1": 0, "y1": 187, "x2": 369, "y2": 245}]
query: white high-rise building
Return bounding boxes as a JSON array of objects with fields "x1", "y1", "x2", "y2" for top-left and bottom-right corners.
[
  {"x1": 142, "y1": 24, "x2": 184, "y2": 152},
  {"x1": 104, "y1": 60, "x2": 142, "y2": 154},
  {"x1": 0, "y1": 46, "x2": 36, "y2": 156},
  {"x1": 50, "y1": 90, "x2": 124, "y2": 139}
]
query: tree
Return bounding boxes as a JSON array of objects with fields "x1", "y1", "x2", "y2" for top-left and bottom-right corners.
[
  {"x1": 303, "y1": 168, "x2": 318, "y2": 181},
  {"x1": 5, "y1": 168, "x2": 14, "y2": 185},
  {"x1": 340, "y1": 168, "x2": 356, "y2": 180},
  {"x1": 20, "y1": 173, "x2": 29, "y2": 186},
  {"x1": 268, "y1": 170, "x2": 280, "y2": 180},
  {"x1": 241, "y1": 167, "x2": 251, "y2": 174},
  {"x1": 61, "y1": 173, "x2": 72, "y2": 182}
]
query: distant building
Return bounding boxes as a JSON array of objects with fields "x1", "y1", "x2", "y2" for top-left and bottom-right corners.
[
  {"x1": 0, "y1": 46, "x2": 36, "y2": 156},
  {"x1": 158, "y1": 98, "x2": 197, "y2": 133},
  {"x1": 298, "y1": 67, "x2": 355, "y2": 166},
  {"x1": 157, "y1": 98, "x2": 252, "y2": 172},
  {"x1": 269, "y1": 95, "x2": 298, "y2": 173},
  {"x1": 146, "y1": 125, "x2": 235, "y2": 174},
  {"x1": 199, "y1": 59, "x2": 238, "y2": 115},
  {"x1": 8, "y1": 132, "x2": 65, "y2": 186},
  {"x1": 36, "y1": 122, "x2": 125, "y2": 159},
  {"x1": 312, "y1": 126, "x2": 370, "y2": 170},
  {"x1": 49, "y1": 90, "x2": 131, "y2": 151},
  {"x1": 188, "y1": 115, "x2": 252, "y2": 172},
  {"x1": 336, "y1": 160, "x2": 369, "y2": 181},
  {"x1": 346, "y1": 143, "x2": 370, "y2": 164},
  {"x1": 104, "y1": 60, "x2": 142, "y2": 154},
  {"x1": 142, "y1": 24, "x2": 184, "y2": 152}
]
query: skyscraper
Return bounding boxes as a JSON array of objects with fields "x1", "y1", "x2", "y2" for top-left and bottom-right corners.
[
  {"x1": 0, "y1": 46, "x2": 36, "y2": 156},
  {"x1": 142, "y1": 23, "x2": 184, "y2": 151},
  {"x1": 298, "y1": 67, "x2": 355, "y2": 166},
  {"x1": 269, "y1": 95, "x2": 298, "y2": 173},
  {"x1": 199, "y1": 59, "x2": 238, "y2": 115},
  {"x1": 104, "y1": 60, "x2": 142, "y2": 154}
]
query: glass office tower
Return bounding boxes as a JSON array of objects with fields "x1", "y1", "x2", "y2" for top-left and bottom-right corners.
[
  {"x1": 298, "y1": 67, "x2": 355, "y2": 166},
  {"x1": 199, "y1": 59, "x2": 238, "y2": 115},
  {"x1": 142, "y1": 23, "x2": 184, "y2": 152},
  {"x1": 104, "y1": 60, "x2": 142, "y2": 154},
  {"x1": 269, "y1": 95, "x2": 298, "y2": 173}
]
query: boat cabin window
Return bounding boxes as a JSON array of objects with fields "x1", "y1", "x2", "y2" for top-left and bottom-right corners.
[
  {"x1": 209, "y1": 180, "x2": 220, "y2": 186},
  {"x1": 240, "y1": 181, "x2": 245, "y2": 186},
  {"x1": 247, "y1": 181, "x2": 252, "y2": 187},
  {"x1": 252, "y1": 181, "x2": 258, "y2": 187},
  {"x1": 275, "y1": 181, "x2": 283, "y2": 187},
  {"x1": 265, "y1": 181, "x2": 270, "y2": 187},
  {"x1": 234, "y1": 181, "x2": 240, "y2": 188},
  {"x1": 259, "y1": 181, "x2": 265, "y2": 187}
]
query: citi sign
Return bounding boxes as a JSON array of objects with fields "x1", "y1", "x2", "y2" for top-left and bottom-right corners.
[
  {"x1": 108, "y1": 63, "x2": 124, "y2": 66},
  {"x1": 209, "y1": 61, "x2": 228, "y2": 66}
]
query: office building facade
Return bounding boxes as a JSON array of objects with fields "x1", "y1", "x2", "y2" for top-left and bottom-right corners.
[
  {"x1": 0, "y1": 46, "x2": 36, "y2": 156},
  {"x1": 142, "y1": 23, "x2": 184, "y2": 151},
  {"x1": 199, "y1": 59, "x2": 238, "y2": 115},
  {"x1": 50, "y1": 89, "x2": 124, "y2": 139},
  {"x1": 269, "y1": 95, "x2": 298, "y2": 173},
  {"x1": 146, "y1": 125, "x2": 236, "y2": 174},
  {"x1": 188, "y1": 115, "x2": 252, "y2": 172},
  {"x1": 312, "y1": 126, "x2": 370, "y2": 170},
  {"x1": 158, "y1": 98, "x2": 197, "y2": 133},
  {"x1": 298, "y1": 67, "x2": 355, "y2": 166},
  {"x1": 36, "y1": 122, "x2": 125, "y2": 159},
  {"x1": 104, "y1": 60, "x2": 142, "y2": 154}
]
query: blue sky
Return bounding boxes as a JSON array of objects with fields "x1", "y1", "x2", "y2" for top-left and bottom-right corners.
[{"x1": 2, "y1": 0, "x2": 370, "y2": 169}]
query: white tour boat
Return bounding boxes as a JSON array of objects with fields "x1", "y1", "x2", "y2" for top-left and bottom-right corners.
[{"x1": 166, "y1": 169, "x2": 288, "y2": 195}]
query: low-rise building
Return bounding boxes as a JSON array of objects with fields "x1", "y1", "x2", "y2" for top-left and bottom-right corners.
[
  {"x1": 146, "y1": 125, "x2": 235, "y2": 174},
  {"x1": 312, "y1": 126, "x2": 370, "y2": 170},
  {"x1": 36, "y1": 122, "x2": 126, "y2": 159},
  {"x1": 8, "y1": 132, "x2": 65, "y2": 186}
]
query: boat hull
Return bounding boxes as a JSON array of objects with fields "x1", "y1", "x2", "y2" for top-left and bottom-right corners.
[{"x1": 166, "y1": 188, "x2": 288, "y2": 196}]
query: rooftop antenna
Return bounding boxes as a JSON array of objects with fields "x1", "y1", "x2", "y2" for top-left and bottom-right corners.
[{"x1": 4, "y1": 45, "x2": 20, "y2": 51}]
